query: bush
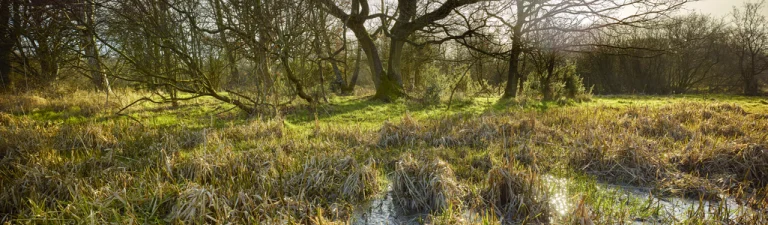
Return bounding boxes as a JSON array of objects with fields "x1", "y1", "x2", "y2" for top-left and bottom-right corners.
[
  {"x1": 520, "y1": 62, "x2": 592, "y2": 102},
  {"x1": 422, "y1": 83, "x2": 442, "y2": 106}
]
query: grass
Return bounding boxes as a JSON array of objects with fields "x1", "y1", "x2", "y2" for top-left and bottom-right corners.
[{"x1": 1, "y1": 90, "x2": 767, "y2": 224}]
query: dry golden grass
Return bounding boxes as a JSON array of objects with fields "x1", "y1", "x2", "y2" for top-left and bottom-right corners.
[
  {"x1": 482, "y1": 165, "x2": 551, "y2": 224},
  {"x1": 392, "y1": 153, "x2": 464, "y2": 213}
]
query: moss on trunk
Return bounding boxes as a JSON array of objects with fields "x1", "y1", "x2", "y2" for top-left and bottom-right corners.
[{"x1": 373, "y1": 75, "x2": 404, "y2": 102}]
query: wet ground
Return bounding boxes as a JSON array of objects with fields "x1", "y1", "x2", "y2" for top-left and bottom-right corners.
[
  {"x1": 350, "y1": 175, "x2": 761, "y2": 224},
  {"x1": 349, "y1": 185, "x2": 425, "y2": 225}
]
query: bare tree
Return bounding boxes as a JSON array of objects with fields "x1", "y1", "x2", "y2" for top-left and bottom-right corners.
[
  {"x1": 463, "y1": 0, "x2": 689, "y2": 99},
  {"x1": 314, "y1": 0, "x2": 486, "y2": 101},
  {"x1": 732, "y1": 0, "x2": 768, "y2": 96}
]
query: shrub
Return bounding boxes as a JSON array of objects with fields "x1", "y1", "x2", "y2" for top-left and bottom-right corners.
[{"x1": 421, "y1": 83, "x2": 442, "y2": 106}]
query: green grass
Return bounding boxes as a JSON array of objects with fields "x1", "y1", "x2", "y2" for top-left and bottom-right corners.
[{"x1": 1, "y1": 91, "x2": 767, "y2": 224}]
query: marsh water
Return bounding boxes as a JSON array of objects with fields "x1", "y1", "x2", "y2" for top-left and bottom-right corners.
[{"x1": 350, "y1": 175, "x2": 760, "y2": 224}]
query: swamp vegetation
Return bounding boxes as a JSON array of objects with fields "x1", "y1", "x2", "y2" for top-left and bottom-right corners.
[{"x1": 1, "y1": 91, "x2": 767, "y2": 224}]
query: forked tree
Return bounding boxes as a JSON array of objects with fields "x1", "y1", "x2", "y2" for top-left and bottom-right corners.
[{"x1": 314, "y1": 0, "x2": 487, "y2": 101}]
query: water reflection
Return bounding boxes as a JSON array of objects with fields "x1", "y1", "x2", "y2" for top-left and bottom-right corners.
[
  {"x1": 542, "y1": 175, "x2": 572, "y2": 217},
  {"x1": 601, "y1": 184, "x2": 756, "y2": 223},
  {"x1": 350, "y1": 185, "x2": 426, "y2": 225}
]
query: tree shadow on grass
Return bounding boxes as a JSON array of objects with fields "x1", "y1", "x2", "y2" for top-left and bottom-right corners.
[{"x1": 284, "y1": 95, "x2": 437, "y2": 126}]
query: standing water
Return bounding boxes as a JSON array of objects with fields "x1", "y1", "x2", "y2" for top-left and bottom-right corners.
[{"x1": 351, "y1": 176, "x2": 762, "y2": 224}]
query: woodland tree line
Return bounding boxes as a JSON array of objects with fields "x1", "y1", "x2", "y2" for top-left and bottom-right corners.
[{"x1": 0, "y1": 0, "x2": 766, "y2": 114}]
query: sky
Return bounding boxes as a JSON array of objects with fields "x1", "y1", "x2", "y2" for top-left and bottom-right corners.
[{"x1": 682, "y1": 0, "x2": 768, "y2": 18}]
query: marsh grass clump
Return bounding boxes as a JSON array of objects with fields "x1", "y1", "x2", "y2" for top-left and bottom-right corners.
[
  {"x1": 637, "y1": 115, "x2": 691, "y2": 141},
  {"x1": 471, "y1": 153, "x2": 494, "y2": 174},
  {"x1": 220, "y1": 118, "x2": 284, "y2": 142},
  {"x1": 569, "y1": 133, "x2": 667, "y2": 185},
  {"x1": 378, "y1": 113, "x2": 422, "y2": 147},
  {"x1": 659, "y1": 172, "x2": 722, "y2": 200},
  {"x1": 709, "y1": 103, "x2": 747, "y2": 115},
  {"x1": 0, "y1": 119, "x2": 53, "y2": 157},
  {"x1": 0, "y1": 112, "x2": 13, "y2": 125},
  {"x1": 342, "y1": 159, "x2": 380, "y2": 202},
  {"x1": 392, "y1": 154, "x2": 463, "y2": 213},
  {"x1": 54, "y1": 124, "x2": 118, "y2": 151},
  {"x1": 698, "y1": 116, "x2": 746, "y2": 137},
  {"x1": 164, "y1": 128, "x2": 207, "y2": 149},
  {"x1": 166, "y1": 183, "x2": 230, "y2": 224},
  {"x1": 740, "y1": 144, "x2": 768, "y2": 187},
  {"x1": 482, "y1": 165, "x2": 550, "y2": 224},
  {"x1": 679, "y1": 142, "x2": 768, "y2": 188},
  {"x1": 287, "y1": 154, "x2": 380, "y2": 203},
  {"x1": 0, "y1": 165, "x2": 74, "y2": 218},
  {"x1": 319, "y1": 127, "x2": 373, "y2": 147},
  {"x1": 174, "y1": 149, "x2": 273, "y2": 188},
  {"x1": 666, "y1": 102, "x2": 707, "y2": 123}
]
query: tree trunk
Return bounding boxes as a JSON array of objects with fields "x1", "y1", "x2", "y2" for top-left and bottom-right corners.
[
  {"x1": 0, "y1": 0, "x2": 12, "y2": 90},
  {"x1": 372, "y1": 36, "x2": 408, "y2": 101},
  {"x1": 341, "y1": 47, "x2": 361, "y2": 95},
  {"x1": 518, "y1": 53, "x2": 527, "y2": 94},
  {"x1": 318, "y1": 56, "x2": 328, "y2": 102},
  {"x1": 83, "y1": 0, "x2": 111, "y2": 93},
  {"x1": 502, "y1": 0, "x2": 525, "y2": 99},
  {"x1": 349, "y1": 23, "x2": 384, "y2": 88},
  {"x1": 212, "y1": 0, "x2": 240, "y2": 87},
  {"x1": 349, "y1": 23, "x2": 402, "y2": 101},
  {"x1": 543, "y1": 55, "x2": 556, "y2": 101},
  {"x1": 387, "y1": 39, "x2": 405, "y2": 87},
  {"x1": 39, "y1": 50, "x2": 58, "y2": 84},
  {"x1": 503, "y1": 43, "x2": 522, "y2": 99},
  {"x1": 744, "y1": 76, "x2": 759, "y2": 96}
]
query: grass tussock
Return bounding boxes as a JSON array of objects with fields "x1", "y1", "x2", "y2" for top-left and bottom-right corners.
[
  {"x1": 0, "y1": 165, "x2": 74, "y2": 217},
  {"x1": 568, "y1": 132, "x2": 667, "y2": 185},
  {"x1": 482, "y1": 165, "x2": 551, "y2": 224},
  {"x1": 220, "y1": 118, "x2": 284, "y2": 141},
  {"x1": 392, "y1": 154, "x2": 463, "y2": 212},
  {"x1": 679, "y1": 142, "x2": 768, "y2": 189},
  {"x1": 55, "y1": 124, "x2": 119, "y2": 151},
  {"x1": 287, "y1": 154, "x2": 380, "y2": 203},
  {"x1": 378, "y1": 113, "x2": 422, "y2": 147},
  {"x1": 166, "y1": 183, "x2": 230, "y2": 224}
]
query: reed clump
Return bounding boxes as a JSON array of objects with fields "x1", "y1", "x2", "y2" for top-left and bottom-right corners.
[
  {"x1": 482, "y1": 165, "x2": 551, "y2": 224},
  {"x1": 392, "y1": 154, "x2": 463, "y2": 213}
]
